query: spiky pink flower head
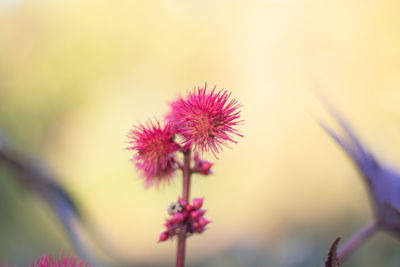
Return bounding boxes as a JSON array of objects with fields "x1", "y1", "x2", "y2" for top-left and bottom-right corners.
[
  {"x1": 127, "y1": 120, "x2": 180, "y2": 187},
  {"x1": 167, "y1": 83, "x2": 243, "y2": 157},
  {"x1": 32, "y1": 252, "x2": 89, "y2": 267}
]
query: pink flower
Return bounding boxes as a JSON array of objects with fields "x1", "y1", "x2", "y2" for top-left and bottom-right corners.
[
  {"x1": 31, "y1": 253, "x2": 88, "y2": 267},
  {"x1": 127, "y1": 120, "x2": 180, "y2": 187},
  {"x1": 167, "y1": 83, "x2": 242, "y2": 157}
]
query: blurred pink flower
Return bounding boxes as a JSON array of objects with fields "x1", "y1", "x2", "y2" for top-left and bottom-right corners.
[
  {"x1": 127, "y1": 121, "x2": 180, "y2": 187},
  {"x1": 1, "y1": 253, "x2": 89, "y2": 267},
  {"x1": 167, "y1": 83, "x2": 242, "y2": 157},
  {"x1": 31, "y1": 253, "x2": 88, "y2": 267}
]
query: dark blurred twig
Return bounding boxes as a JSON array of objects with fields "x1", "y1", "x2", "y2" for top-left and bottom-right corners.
[
  {"x1": 0, "y1": 131, "x2": 95, "y2": 262},
  {"x1": 0, "y1": 131, "x2": 152, "y2": 266},
  {"x1": 324, "y1": 237, "x2": 341, "y2": 267}
]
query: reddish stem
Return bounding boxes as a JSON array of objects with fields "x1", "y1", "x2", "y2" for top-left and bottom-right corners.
[
  {"x1": 337, "y1": 220, "x2": 378, "y2": 263},
  {"x1": 176, "y1": 149, "x2": 191, "y2": 267}
]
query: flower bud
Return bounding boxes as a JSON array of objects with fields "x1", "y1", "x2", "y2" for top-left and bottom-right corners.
[
  {"x1": 182, "y1": 211, "x2": 189, "y2": 220},
  {"x1": 190, "y1": 210, "x2": 201, "y2": 219},
  {"x1": 197, "y1": 161, "x2": 213, "y2": 175},
  {"x1": 197, "y1": 209, "x2": 206, "y2": 216},
  {"x1": 158, "y1": 232, "x2": 169, "y2": 242},
  {"x1": 192, "y1": 198, "x2": 203, "y2": 210},
  {"x1": 178, "y1": 197, "x2": 187, "y2": 207},
  {"x1": 172, "y1": 213, "x2": 185, "y2": 223},
  {"x1": 185, "y1": 204, "x2": 193, "y2": 212},
  {"x1": 192, "y1": 222, "x2": 200, "y2": 231},
  {"x1": 198, "y1": 217, "x2": 211, "y2": 227},
  {"x1": 164, "y1": 218, "x2": 173, "y2": 226},
  {"x1": 193, "y1": 152, "x2": 214, "y2": 175}
]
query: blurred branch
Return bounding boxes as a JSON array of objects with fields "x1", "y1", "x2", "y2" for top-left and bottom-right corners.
[
  {"x1": 0, "y1": 131, "x2": 147, "y2": 266},
  {"x1": 337, "y1": 221, "x2": 378, "y2": 263},
  {"x1": 0, "y1": 131, "x2": 95, "y2": 261}
]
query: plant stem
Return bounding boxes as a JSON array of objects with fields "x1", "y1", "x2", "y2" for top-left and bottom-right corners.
[
  {"x1": 176, "y1": 149, "x2": 191, "y2": 267},
  {"x1": 337, "y1": 220, "x2": 379, "y2": 263}
]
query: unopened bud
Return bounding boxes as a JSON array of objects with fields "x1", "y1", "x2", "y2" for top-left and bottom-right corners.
[
  {"x1": 193, "y1": 222, "x2": 200, "y2": 231},
  {"x1": 197, "y1": 161, "x2": 213, "y2": 175},
  {"x1": 198, "y1": 217, "x2": 211, "y2": 227},
  {"x1": 172, "y1": 213, "x2": 185, "y2": 223},
  {"x1": 158, "y1": 232, "x2": 169, "y2": 242},
  {"x1": 190, "y1": 210, "x2": 200, "y2": 219},
  {"x1": 192, "y1": 198, "x2": 203, "y2": 210},
  {"x1": 185, "y1": 204, "x2": 193, "y2": 212},
  {"x1": 178, "y1": 197, "x2": 187, "y2": 207}
]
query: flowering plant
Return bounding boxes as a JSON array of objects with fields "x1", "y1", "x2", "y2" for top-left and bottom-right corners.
[{"x1": 127, "y1": 83, "x2": 242, "y2": 267}]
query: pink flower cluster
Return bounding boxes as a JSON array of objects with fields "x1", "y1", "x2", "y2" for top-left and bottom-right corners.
[
  {"x1": 1, "y1": 253, "x2": 89, "y2": 267},
  {"x1": 127, "y1": 83, "x2": 242, "y2": 187},
  {"x1": 158, "y1": 198, "x2": 210, "y2": 242},
  {"x1": 32, "y1": 253, "x2": 88, "y2": 267}
]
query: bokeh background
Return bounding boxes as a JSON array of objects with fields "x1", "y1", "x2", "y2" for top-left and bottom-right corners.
[{"x1": 1, "y1": 0, "x2": 400, "y2": 266}]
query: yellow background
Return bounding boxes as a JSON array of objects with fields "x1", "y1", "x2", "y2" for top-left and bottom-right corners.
[{"x1": 1, "y1": 0, "x2": 400, "y2": 266}]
